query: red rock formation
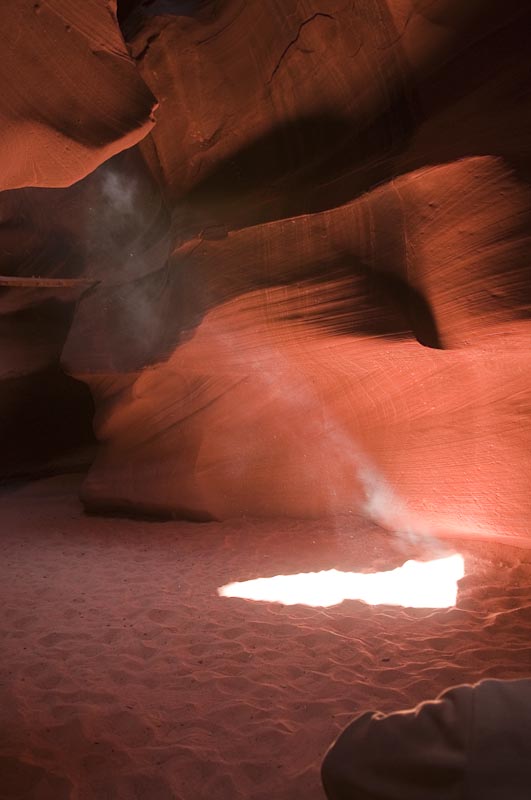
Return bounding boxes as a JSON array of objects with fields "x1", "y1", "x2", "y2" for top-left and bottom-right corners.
[
  {"x1": 1, "y1": 0, "x2": 156, "y2": 191},
  {"x1": 0, "y1": 1, "x2": 158, "y2": 476},
  {"x1": 3, "y1": 1, "x2": 531, "y2": 543}
]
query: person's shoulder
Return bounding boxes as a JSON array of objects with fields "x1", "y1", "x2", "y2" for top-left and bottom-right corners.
[{"x1": 439, "y1": 677, "x2": 531, "y2": 707}]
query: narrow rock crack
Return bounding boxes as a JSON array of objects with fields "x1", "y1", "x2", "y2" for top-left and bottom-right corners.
[{"x1": 268, "y1": 12, "x2": 334, "y2": 84}]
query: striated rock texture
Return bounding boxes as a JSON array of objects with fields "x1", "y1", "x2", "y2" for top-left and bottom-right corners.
[
  {"x1": 2, "y1": 1, "x2": 531, "y2": 542},
  {"x1": 0, "y1": 0, "x2": 158, "y2": 477},
  {"x1": 1, "y1": 0, "x2": 156, "y2": 191}
]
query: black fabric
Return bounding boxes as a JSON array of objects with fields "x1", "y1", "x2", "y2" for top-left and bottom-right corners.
[{"x1": 322, "y1": 678, "x2": 531, "y2": 800}]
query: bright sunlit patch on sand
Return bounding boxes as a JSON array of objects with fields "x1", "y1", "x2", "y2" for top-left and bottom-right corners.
[{"x1": 218, "y1": 555, "x2": 465, "y2": 609}]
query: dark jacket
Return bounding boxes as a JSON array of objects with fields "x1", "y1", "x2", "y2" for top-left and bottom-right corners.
[{"x1": 322, "y1": 678, "x2": 531, "y2": 799}]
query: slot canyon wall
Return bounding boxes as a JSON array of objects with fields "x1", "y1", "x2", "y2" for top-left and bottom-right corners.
[{"x1": 1, "y1": 0, "x2": 530, "y2": 543}]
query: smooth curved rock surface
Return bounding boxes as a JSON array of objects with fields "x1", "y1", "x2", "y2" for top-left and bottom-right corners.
[
  {"x1": 1, "y1": 0, "x2": 156, "y2": 190},
  {"x1": 2, "y1": 0, "x2": 531, "y2": 543},
  {"x1": 0, "y1": 0, "x2": 159, "y2": 476}
]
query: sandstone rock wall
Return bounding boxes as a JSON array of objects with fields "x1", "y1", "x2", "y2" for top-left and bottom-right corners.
[{"x1": 2, "y1": 0, "x2": 530, "y2": 542}]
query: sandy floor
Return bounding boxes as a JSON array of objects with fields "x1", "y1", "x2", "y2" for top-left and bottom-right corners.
[{"x1": 1, "y1": 476, "x2": 531, "y2": 800}]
